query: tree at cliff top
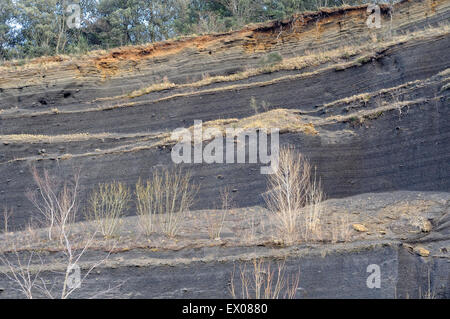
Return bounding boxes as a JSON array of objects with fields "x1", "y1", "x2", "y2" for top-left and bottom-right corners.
[{"x1": 0, "y1": 0, "x2": 373, "y2": 61}]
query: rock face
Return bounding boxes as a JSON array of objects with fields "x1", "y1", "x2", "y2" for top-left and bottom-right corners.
[
  {"x1": 0, "y1": 1, "x2": 449, "y2": 299},
  {"x1": 0, "y1": 188, "x2": 449, "y2": 299},
  {"x1": 0, "y1": 0, "x2": 449, "y2": 231}
]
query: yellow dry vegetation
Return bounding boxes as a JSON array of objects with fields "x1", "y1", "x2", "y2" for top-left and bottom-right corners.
[
  {"x1": 128, "y1": 81, "x2": 177, "y2": 98},
  {"x1": 127, "y1": 46, "x2": 361, "y2": 98},
  {"x1": 124, "y1": 23, "x2": 450, "y2": 99},
  {"x1": 165, "y1": 108, "x2": 318, "y2": 145},
  {"x1": 0, "y1": 133, "x2": 110, "y2": 144}
]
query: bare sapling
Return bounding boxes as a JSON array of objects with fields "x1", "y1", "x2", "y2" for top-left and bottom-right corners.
[
  {"x1": 1, "y1": 169, "x2": 118, "y2": 298},
  {"x1": 264, "y1": 147, "x2": 324, "y2": 244},
  {"x1": 26, "y1": 166, "x2": 79, "y2": 242},
  {"x1": 0, "y1": 249, "x2": 42, "y2": 299}
]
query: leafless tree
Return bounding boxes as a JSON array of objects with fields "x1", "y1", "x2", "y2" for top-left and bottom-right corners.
[
  {"x1": 263, "y1": 147, "x2": 324, "y2": 244},
  {"x1": 1, "y1": 168, "x2": 119, "y2": 299},
  {"x1": 26, "y1": 166, "x2": 80, "y2": 242},
  {"x1": 0, "y1": 249, "x2": 42, "y2": 299}
]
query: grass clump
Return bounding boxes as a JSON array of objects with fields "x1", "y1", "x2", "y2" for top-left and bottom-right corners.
[
  {"x1": 264, "y1": 147, "x2": 324, "y2": 244},
  {"x1": 135, "y1": 167, "x2": 197, "y2": 237},
  {"x1": 88, "y1": 182, "x2": 131, "y2": 238},
  {"x1": 128, "y1": 77, "x2": 176, "y2": 98},
  {"x1": 205, "y1": 187, "x2": 232, "y2": 240},
  {"x1": 230, "y1": 258, "x2": 300, "y2": 299}
]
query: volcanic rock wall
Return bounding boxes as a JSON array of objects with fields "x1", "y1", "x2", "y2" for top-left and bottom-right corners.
[{"x1": 0, "y1": 0, "x2": 449, "y2": 229}]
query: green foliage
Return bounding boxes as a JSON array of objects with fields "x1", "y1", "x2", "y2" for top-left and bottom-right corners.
[{"x1": 0, "y1": 0, "x2": 15, "y2": 59}]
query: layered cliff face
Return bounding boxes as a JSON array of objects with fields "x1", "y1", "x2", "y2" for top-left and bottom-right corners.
[
  {"x1": 1, "y1": 0, "x2": 449, "y2": 229},
  {"x1": 0, "y1": 0, "x2": 449, "y2": 299}
]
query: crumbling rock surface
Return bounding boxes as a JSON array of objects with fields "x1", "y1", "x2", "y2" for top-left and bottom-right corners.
[{"x1": 0, "y1": 0, "x2": 449, "y2": 298}]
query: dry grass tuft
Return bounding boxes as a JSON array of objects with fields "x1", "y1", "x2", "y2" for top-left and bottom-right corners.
[
  {"x1": 330, "y1": 214, "x2": 352, "y2": 243},
  {"x1": 0, "y1": 133, "x2": 110, "y2": 144},
  {"x1": 264, "y1": 147, "x2": 324, "y2": 244},
  {"x1": 87, "y1": 182, "x2": 131, "y2": 238},
  {"x1": 128, "y1": 79, "x2": 176, "y2": 98},
  {"x1": 2, "y1": 206, "x2": 12, "y2": 234},
  {"x1": 166, "y1": 109, "x2": 318, "y2": 147},
  {"x1": 230, "y1": 258, "x2": 300, "y2": 299},
  {"x1": 206, "y1": 187, "x2": 232, "y2": 240},
  {"x1": 135, "y1": 167, "x2": 197, "y2": 237}
]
